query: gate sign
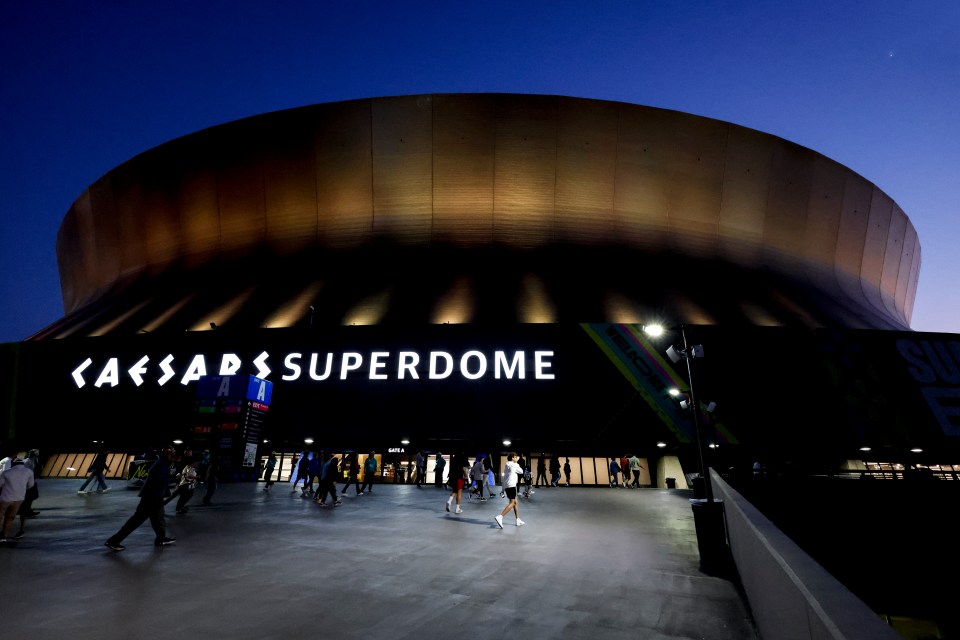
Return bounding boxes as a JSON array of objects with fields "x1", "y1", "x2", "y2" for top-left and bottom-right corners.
[{"x1": 196, "y1": 374, "x2": 272, "y2": 405}]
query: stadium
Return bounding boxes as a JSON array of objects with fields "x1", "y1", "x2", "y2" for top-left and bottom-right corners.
[
  {"x1": 4, "y1": 93, "x2": 960, "y2": 634},
  {"x1": 5, "y1": 93, "x2": 951, "y2": 474}
]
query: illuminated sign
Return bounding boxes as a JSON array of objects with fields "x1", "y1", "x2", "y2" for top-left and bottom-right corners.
[{"x1": 70, "y1": 349, "x2": 556, "y2": 389}]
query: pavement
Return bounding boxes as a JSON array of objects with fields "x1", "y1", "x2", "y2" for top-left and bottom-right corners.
[{"x1": 1, "y1": 479, "x2": 758, "y2": 640}]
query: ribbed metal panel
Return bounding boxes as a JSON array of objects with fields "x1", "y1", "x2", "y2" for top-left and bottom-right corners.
[{"x1": 52, "y1": 94, "x2": 921, "y2": 333}]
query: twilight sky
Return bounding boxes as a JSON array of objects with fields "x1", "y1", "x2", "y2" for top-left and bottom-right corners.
[{"x1": 1, "y1": 1, "x2": 957, "y2": 342}]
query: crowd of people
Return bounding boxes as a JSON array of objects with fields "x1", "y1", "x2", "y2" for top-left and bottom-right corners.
[{"x1": 0, "y1": 443, "x2": 652, "y2": 549}]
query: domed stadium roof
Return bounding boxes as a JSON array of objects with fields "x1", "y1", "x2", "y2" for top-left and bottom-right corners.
[{"x1": 42, "y1": 94, "x2": 919, "y2": 338}]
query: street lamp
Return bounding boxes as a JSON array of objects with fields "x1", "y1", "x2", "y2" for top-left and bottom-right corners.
[
  {"x1": 645, "y1": 322, "x2": 728, "y2": 573},
  {"x1": 645, "y1": 323, "x2": 713, "y2": 502}
]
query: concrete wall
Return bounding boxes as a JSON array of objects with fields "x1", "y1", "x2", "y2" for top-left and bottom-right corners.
[
  {"x1": 656, "y1": 455, "x2": 689, "y2": 489},
  {"x1": 711, "y1": 470, "x2": 900, "y2": 640}
]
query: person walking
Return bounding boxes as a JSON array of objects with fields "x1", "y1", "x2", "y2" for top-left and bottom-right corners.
[
  {"x1": 340, "y1": 451, "x2": 361, "y2": 496},
  {"x1": 608, "y1": 457, "x2": 621, "y2": 488},
  {"x1": 0, "y1": 454, "x2": 35, "y2": 543},
  {"x1": 104, "y1": 446, "x2": 177, "y2": 551},
  {"x1": 315, "y1": 452, "x2": 342, "y2": 507},
  {"x1": 620, "y1": 455, "x2": 630, "y2": 487},
  {"x1": 200, "y1": 451, "x2": 219, "y2": 505},
  {"x1": 415, "y1": 450, "x2": 427, "y2": 488},
  {"x1": 291, "y1": 451, "x2": 311, "y2": 494},
  {"x1": 628, "y1": 454, "x2": 644, "y2": 488},
  {"x1": 20, "y1": 448, "x2": 41, "y2": 517},
  {"x1": 78, "y1": 448, "x2": 111, "y2": 494},
  {"x1": 358, "y1": 452, "x2": 377, "y2": 494},
  {"x1": 263, "y1": 451, "x2": 278, "y2": 490},
  {"x1": 550, "y1": 455, "x2": 561, "y2": 487},
  {"x1": 433, "y1": 453, "x2": 446, "y2": 488},
  {"x1": 494, "y1": 452, "x2": 525, "y2": 529},
  {"x1": 470, "y1": 454, "x2": 487, "y2": 500},
  {"x1": 445, "y1": 452, "x2": 468, "y2": 514},
  {"x1": 535, "y1": 455, "x2": 547, "y2": 488},
  {"x1": 515, "y1": 454, "x2": 529, "y2": 497},
  {"x1": 164, "y1": 457, "x2": 197, "y2": 514},
  {"x1": 484, "y1": 454, "x2": 497, "y2": 496},
  {"x1": 563, "y1": 458, "x2": 572, "y2": 486},
  {"x1": 304, "y1": 452, "x2": 321, "y2": 498}
]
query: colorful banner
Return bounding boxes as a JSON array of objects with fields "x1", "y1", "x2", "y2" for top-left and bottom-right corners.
[{"x1": 581, "y1": 324, "x2": 738, "y2": 445}]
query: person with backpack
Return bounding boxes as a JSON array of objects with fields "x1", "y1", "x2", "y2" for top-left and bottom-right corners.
[
  {"x1": 433, "y1": 453, "x2": 446, "y2": 488},
  {"x1": 358, "y1": 452, "x2": 377, "y2": 495},
  {"x1": 315, "y1": 452, "x2": 342, "y2": 507}
]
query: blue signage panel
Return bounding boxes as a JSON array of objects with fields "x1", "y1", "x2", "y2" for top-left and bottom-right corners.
[{"x1": 246, "y1": 375, "x2": 273, "y2": 405}]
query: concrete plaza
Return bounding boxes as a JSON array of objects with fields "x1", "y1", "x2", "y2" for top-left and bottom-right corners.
[{"x1": 1, "y1": 478, "x2": 757, "y2": 640}]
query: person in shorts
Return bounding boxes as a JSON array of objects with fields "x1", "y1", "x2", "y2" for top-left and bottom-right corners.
[
  {"x1": 495, "y1": 452, "x2": 525, "y2": 528},
  {"x1": 445, "y1": 452, "x2": 468, "y2": 514}
]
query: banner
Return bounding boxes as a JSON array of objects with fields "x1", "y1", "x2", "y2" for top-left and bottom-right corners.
[{"x1": 581, "y1": 324, "x2": 738, "y2": 445}]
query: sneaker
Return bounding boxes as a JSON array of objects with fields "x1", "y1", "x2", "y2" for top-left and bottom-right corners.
[
  {"x1": 445, "y1": 498, "x2": 452, "y2": 512},
  {"x1": 479, "y1": 497, "x2": 487, "y2": 502},
  {"x1": 154, "y1": 537, "x2": 176, "y2": 546},
  {"x1": 104, "y1": 541, "x2": 125, "y2": 551},
  {"x1": 516, "y1": 519, "x2": 525, "y2": 527},
  {"x1": 77, "y1": 490, "x2": 87, "y2": 495},
  {"x1": 14, "y1": 530, "x2": 25, "y2": 539},
  {"x1": 495, "y1": 515, "x2": 503, "y2": 529},
  {"x1": 318, "y1": 502, "x2": 328, "y2": 507},
  {"x1": 334, "y1": 499, "x2": 342, "y2": 506},
  {"x1": 101, "y1": 487, "x2": 111, "y2": 493},
  {"x1": 455, "y1": 506, "x2": 462, "y2": 514},
  {"x1": 357, "y1": 491, "x2": 364, "y2": 495}
]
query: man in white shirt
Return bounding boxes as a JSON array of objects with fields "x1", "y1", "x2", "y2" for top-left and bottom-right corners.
[
  {"x1": 628, "y1": 455, "x2": 644, "y2": 488},
  {"x1": 0, "y1": 456, "x2": 36, "y2": 542},
  {"x1": 495, "y1": 453, "x2": 525, "y2": 529}
]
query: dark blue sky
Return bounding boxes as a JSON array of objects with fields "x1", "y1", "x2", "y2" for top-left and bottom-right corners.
[{"x1": 2, "y1": 1, "x2": 957, "y2": 341}]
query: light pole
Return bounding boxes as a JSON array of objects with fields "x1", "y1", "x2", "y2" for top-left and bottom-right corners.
[
  {"x1": 645, "y1": 322, "x2": 727, "y2": 572},
  {"x1": 679, "y1": 325, "x2": 713, "y2": 503},
  {"x1": 650, "y1": 323, "x2": 712, "y2": 501}
]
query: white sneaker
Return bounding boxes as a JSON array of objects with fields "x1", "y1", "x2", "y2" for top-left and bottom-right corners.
[
  {"x1": 516, "y1": 519, "x2": 525, "y2": 527},
  {"x1": 495, "y1": 515, "x2": 503, "y2": 529},
  {"x1": 455, "y1": 506, "x2": 462, "y2": 514},
  {"x1": 445, "y1": 498, "x2": 452, "y2": 512}
]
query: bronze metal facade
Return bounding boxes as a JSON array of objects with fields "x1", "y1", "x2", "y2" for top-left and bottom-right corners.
[{"x1": 46, "y1": 94, "x2": 920, "y2": 338}]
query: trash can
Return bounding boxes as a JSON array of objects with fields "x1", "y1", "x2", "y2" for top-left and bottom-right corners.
[
  {"x1": 690, "y1": 498, "x2": 730, "y2": 574},
  {"x1": 691, "y1": 475, "x2": 706, "y2": 499},
  {"x1": 665, "y1": 477, "x2": 676, "y2": 489}
]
